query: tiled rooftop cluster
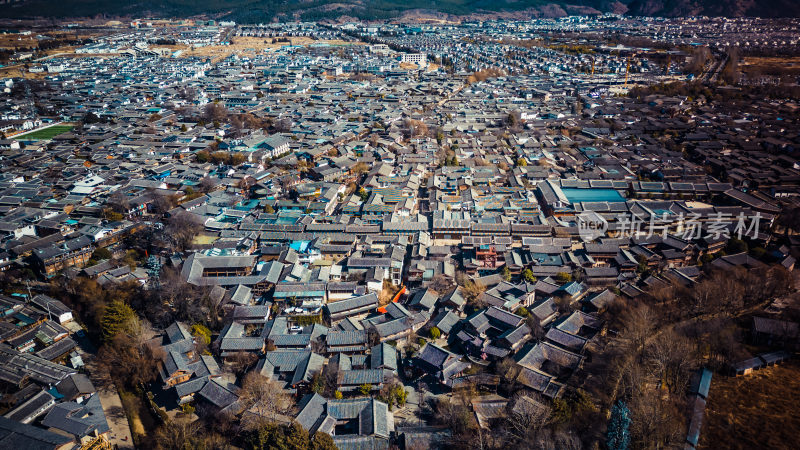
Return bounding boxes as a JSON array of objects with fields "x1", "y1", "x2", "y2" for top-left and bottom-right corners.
[{"x1": 0, "y1": 15, "x2": 798, "y2": 449}]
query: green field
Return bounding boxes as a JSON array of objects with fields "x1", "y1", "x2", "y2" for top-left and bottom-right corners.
[{"x1": 14, "y1": 125, "x2": 74, "y2": 140}]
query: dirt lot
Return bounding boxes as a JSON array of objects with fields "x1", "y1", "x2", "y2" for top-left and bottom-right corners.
[
  {"x1": 176, "y1": 36, "x2": 360, "y2": 62},
  {"x1": 0, "y1": 65, "x2": 47, "y2": 79},
  {"x1": 0, "y1": 33, "x2": 39, "y2": 50},
  {"x1": 0, "y1": 30, "x2": 98, "y2": 51},
  {"x1": 741, "y1": 57, "x2": 800, "y2": 76},
  {"x1": 699, "y1": 359, "x2": 800, "y2": 449}
]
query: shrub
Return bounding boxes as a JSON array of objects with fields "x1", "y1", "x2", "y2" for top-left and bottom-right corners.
[
  {"x1": 191, "y1": 324, "x2": 212, "y2": 345},
  {"x1": 556, "y1": 272, "x2": 573, "y2": 283},
  {"x1": 91, "y1": 247, "x2": 112, "y2": 261}
]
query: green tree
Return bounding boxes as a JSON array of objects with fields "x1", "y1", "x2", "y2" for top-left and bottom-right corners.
[
  {"x1": 522, "y1": 268, "x2": 536, "y2": 283},
  {"x1": 311, "y1": 432, "x2": 337, "y2": 450},
  {"x1": 750, "y1": 247, "x2": 767, "y2": 260},
  {"x1": 246, "y1": 422, "x2": 283, "y2": 450},
  {"x1": 501, "y1": 266, "x2": 511, "y2": 281},
  {"x1": 359, "y1": 384, "x2": 372, "y2": 396},
  {"x1": 244, "y1": 422, "x2": 314, "y2": 450},
  {"x1": 180, "y1": 402, "x2": 195, "y2": 415},
  {"x1": 334, "y1": 390, "x2": 343, "y2": 399},
  {"x1": 551, "y1": 397, "x2": 571, "y2": 424},
  {"x1": 555, "y1": 272, "x2": 573, "y2": 284},
  {"x1": 636, "y1": 254, "x2": 649, "y2": 274},
  {"x1": 284, "y1": 422, "x2": 310, "y2": 449},
  {"x1": 311, "y1": 372, "x2": 324, "y2": 394},
  {"x1": 393, "y1": 385, "x2": 407, "y2": 406},
  {"x1": 122, "y1": 249, "x2": 138, "y2": 270},
  {"x1": 102, "y1": 207, "x2": 124, "y2": 222},
  {"x1": 569, "y1": 389, "x2": 597, "y2": 414},
  {"x1": 516, "y1": 158, "x2": 528, "y2": 167},
  {"x1": 727, "y1": 238, "x2": 748, "y2": 254},
  {"x1": 700, "y1": 253, "x2": 714, "y2": 265},
  {"x1": 429, "y1": 326, "x2": 441, "y2": 340},
  {"x1": 101, "y1": 300, "x2": 137, "y2": 342},
  {"x1": 91, "y1": 247, "x2": 112, "y2": 261},
  {"x1": 357, "y1": 187, "x2": 369, "y2": 202}
]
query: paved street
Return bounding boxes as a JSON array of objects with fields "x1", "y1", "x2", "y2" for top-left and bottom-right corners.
[
  {"x1": 74, "y1": 329, "x2": 135, "y2": 449},
  {"x1": 96, "y1": 384, "x2": 135, "y2": 449}
]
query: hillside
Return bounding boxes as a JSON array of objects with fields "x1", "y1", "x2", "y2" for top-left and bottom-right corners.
[
  {"x1": 1, "y1": 0, "x2": 607, "y2": 22},
  {"x1": 625, "y1": 0, "x2": 800, "y2": 18},
  {"x1": 1, "y1": 0, "x2": 799, "y2": 21}
]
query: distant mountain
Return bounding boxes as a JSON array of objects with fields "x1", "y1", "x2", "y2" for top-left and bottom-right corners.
[
  {"x1": 2, "y1": 0, "x2": 799, "y2": 21},
  {"x1": 625, "y1": 0, "x2": 800, "y2": 17}
]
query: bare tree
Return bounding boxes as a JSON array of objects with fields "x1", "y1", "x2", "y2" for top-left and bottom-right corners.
[
  {"x1": 229, "y1": 351, "x2": 258, "y2": 377},
  {"x1": 621, "y1": 303, "x2": 657, "y2": 359},
  {"x1": 646, "y1": 329, "x2": 697, "y2": 394},
  {"x1": 461, "y1": 280, "x2": 487, "y2": 310},
  {"x1": 203, "y1": 102, "x2": 229, "y2": 123},
  {"x1": 366, "y1": 324, "x2": 381, "y2": 347},
  {"x1": 154, "y1": 416, "x2": 202, "y2": 449},
  {"x1": 150, "y1": 193, "x2": 176, "y2": 216},
  {"x1": 627, "y1": 386, "x2": 685, "y2": 448},
  {"x1": 198, "y1": 177, "x2": 218, "y2": 193},
  {"x1": 239, "y1": 371, "x2": 294, "y2": 429},
  {"x1": 505, "y1": 393, "x2": 551, "y2": 444},
  {"x1": 108, "y1": 191, "x2": 132, "y2": 214},
  {"x1": 428, "y1": 274, "x2": 453, "y2": 295},
  {"x1": 165, "y1": 211, "x2": 203, "y2": 251}
]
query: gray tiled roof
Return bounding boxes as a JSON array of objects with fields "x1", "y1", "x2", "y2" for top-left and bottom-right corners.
[
  {"x1": 326, "y1": 293, "x2": 378, "y2": 316},
  {"x1": 41, "y1": 394, "x2": 109, "y2": 438},
  {"x1": 327, "y1": 330, "x2": 368, "y2": 346},
  {"x1": 0, "y1": 416, "x2": 74, "y2": 449},
  {"x1": 338, "y1": 369, "x2": 385, "y2": 386},
  {"x1": 370, "y1": 343, "x2": 397, "y2": 371},
  {"x1": 197, "y1": 379, "x2": 238, "y2": 409},
  {"x1": 295, "y1": 393, "x2": 327, "y2": 431}
]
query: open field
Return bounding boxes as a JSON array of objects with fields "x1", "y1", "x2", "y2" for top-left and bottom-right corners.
[
  {"x1": 192, "y1": 233, "x2": 218, "y2": 246},
  {"x1": 0, "y1": 33, "x2": 39, "y2": 50},
  {"x1": 14, "y1": 124, "x2": 73, "y2": 140},
  {"x1": 176, "y1": 36, "x2": 360, "y2": 62},
  {"x1": 699, "y1": 359, "x2": 800, "y2": 449},
  {"x1": 0, "y1": 66, "x2": 48, "y2": 79}
]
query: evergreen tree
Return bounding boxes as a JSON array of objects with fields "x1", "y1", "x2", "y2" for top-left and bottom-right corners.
[
  {"x1": 100, "y1": 299, "x2": 137, "y2": 342},
  {"x1": 606, "y1": 400, "x2": 631, "y2": 450},
  {"x1": 311, "y1": 432, "x2": 337, "y2": 450}
]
